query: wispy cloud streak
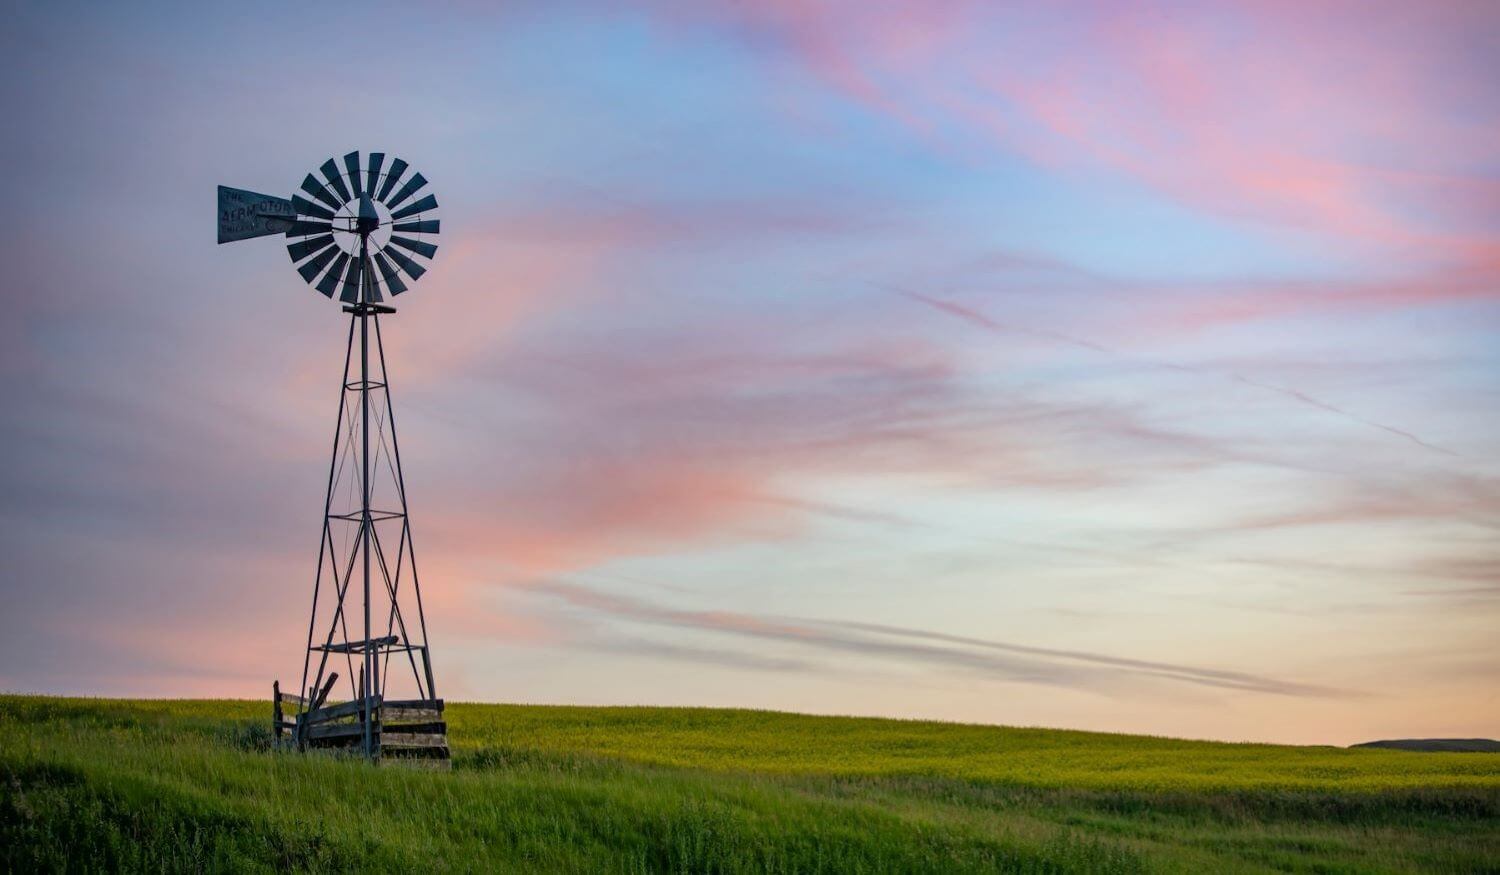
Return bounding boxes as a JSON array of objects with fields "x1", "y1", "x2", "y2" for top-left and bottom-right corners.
[
  {"x1": 819, "y1": 620, "x2": 1345, "y2": 697},
  {"x1": 524, "y1": 578, "x2": 1349, "y2": 698},
  {"x1": 893, "y1": 286, "x2": 1460, "y2": 457}
]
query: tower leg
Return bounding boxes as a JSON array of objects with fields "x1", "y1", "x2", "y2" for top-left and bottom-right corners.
[{"x1": 359, "y1": 244, "x2": 373, "y2": 760}]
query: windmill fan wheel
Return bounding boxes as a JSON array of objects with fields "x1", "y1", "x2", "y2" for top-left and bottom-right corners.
[{"x1": 284, "y1": 151, "x2": 440, "y2": 304}]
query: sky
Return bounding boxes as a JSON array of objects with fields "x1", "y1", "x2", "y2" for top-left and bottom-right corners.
[{"x1": 1, "y1": 1, "x2": 1497, "y2": 745}]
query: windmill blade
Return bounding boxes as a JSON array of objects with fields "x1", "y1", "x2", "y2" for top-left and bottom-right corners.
[
  {"x1": 343, "y1": 151, "x2": 363, "y2": 198},
  {"x1": 360, "y1": 253, "x2": 383, "y2": 303},
  {"x1": 287, "y1": 234, "x2": 336, "y2": 262},
  {"x1": 384, "y1": 247, "x2": 427, "y2": 281},
  {"x1": 320, "y1": 158, "x2": 351, "y2": 203},
  {"x1": 373, "y1": 251, "x2": 409, "y2": 296},
  {"x1": 376, "y1": 158, "x2": 408, "y2": 201},
  {"x1": 366, "y1": 152, "x2": 385, "y2": 199},
  {"x1": 389, "y1": 193, "x2": 438, "y2": 221},
  {"x1": 291, "y1": 195, "x2": 335, "y2": 221},
  {"x1": 384, "y1": 173, "x2": 427, "y2": 211},
  {"x1": 389, "y1": 236, "x2": 438, "y2": 259},
  {"x1": 300, "y1": 174, "x2": 342, "y2": 210},
  {"x1": 338, "y1": 252, "x2": 363, "y2": 303},
  {"x1": 392, "y1": 219, "x2": 439, "y2": 235},
  {"x1": 285, "y1": 219, "x2": 333, "y2": 237},
  {"x1": 317, "y1": 251, "x2": 351, "y2": 297},
  {"x1": 295, "y1": 242, "x2": 340, "y2": 284}
]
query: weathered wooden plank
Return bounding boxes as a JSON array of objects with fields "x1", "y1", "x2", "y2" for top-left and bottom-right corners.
[
  {"x1": 309, "y1": 674, "x2": 339, "y2": 713},
  {"x1": 303, "y1": 695, "x2": 382, "y2": 725},
  {"x1": 382, "y1": 698, "x2": 443, "y2": 711},
  {"x1": 382, "y1": 721, "x2": 446, "y2": 735},
  {"x1": 380, "y1": 707, "x2": 441, "y2": 723},
  {"x1": 309, "y1": 720, "x2": 379, "y2": 741},
  {"x1": 312, "y1": 635, "x2": 400, "y2": 655},
  {"x1": 295, "y1": 673, "x2": 340, "y2": 749},
  {"x1": 277, "y1": 691, "x2": 309, "y2": 706},
  {"x1": 421, "y1": 646, "x2": 437, "y2": 704},
  {"x1": 381, "y1": 732, "x2": 448, "y2": 748}
]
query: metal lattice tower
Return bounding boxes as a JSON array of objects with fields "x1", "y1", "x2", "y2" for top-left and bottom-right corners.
[{"x1": 217, "y1": 151, "x2": 448, "y2": 764}]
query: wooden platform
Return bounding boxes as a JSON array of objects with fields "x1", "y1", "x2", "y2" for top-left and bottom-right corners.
[{"x1": 275, "y1": 682, "x2": 449, "y2": 767}]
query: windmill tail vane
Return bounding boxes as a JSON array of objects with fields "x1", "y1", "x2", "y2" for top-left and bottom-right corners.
[{"x1": 218, "y1": 151, "x2": 448, "y2": 767}]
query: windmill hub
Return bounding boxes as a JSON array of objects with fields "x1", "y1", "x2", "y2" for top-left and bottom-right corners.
[
  {"x1": 331, "y1": 196, "x2": 391, "y2": 257},
  {"x1": 216, "y1": 152, "x2": 448, "y2": 766},
  {"x1": 355, "y1": 193, "x2": 381, "y2": 234}
]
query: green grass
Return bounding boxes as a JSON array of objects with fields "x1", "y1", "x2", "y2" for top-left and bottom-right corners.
[{"x1": 3, "y1": 696, "x2": 1497, "y2": 873}]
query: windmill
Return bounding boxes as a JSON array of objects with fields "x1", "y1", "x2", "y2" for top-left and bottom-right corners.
[{"x1": 218, "y1": 151, "x2": 448, "y2": 765}]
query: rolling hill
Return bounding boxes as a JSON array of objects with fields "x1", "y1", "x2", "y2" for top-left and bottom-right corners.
[{"x1": 1353, "y1": 738, "x2": 1500, "y2": 753}]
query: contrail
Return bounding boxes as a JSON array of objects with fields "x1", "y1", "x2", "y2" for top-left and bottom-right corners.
[
  {"x1": 1228, "y1": 373, "x2": 1456, "y2": 456},
  {"x1": 891, "y1": 285, "x2": 1459, "y2": 458}
]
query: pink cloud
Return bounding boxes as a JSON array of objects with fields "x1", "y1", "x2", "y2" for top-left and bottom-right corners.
[
  {"x1": 651, "y1": 1, "x2": 1499, "y2": 272},
  {"x1": 393, "y1": 300, "x2": 1376, "y2": 612},
  {"x1": 361, "y1": 190, "x2": 896, "y2": 391}
]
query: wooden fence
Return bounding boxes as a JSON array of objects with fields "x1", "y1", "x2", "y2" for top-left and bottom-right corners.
[{"x1": 274, "y1": 677, "x2": 449, "y2": 767}]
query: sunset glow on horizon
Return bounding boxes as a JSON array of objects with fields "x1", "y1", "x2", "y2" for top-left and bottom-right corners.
[{"x1": 1, "y1": 1, "x2": 1497, "y2": 745}]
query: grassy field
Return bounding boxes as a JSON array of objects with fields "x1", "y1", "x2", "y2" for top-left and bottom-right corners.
[{"x1": 2, "y1": 696, "x2": 1497, "y2": 872}]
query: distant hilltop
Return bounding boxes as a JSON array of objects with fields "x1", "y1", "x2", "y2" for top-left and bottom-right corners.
[{"x1": 1352, "y1": 739, "x2": 1500, "y2": 753}]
